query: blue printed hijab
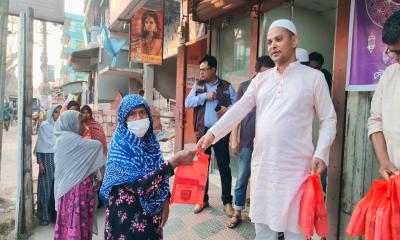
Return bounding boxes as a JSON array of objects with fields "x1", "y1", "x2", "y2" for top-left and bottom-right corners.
[{"x1": 100, "y1": 95, "x2": 169, "y2": 216}]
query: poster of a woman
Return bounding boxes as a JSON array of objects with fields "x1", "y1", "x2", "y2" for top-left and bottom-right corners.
[{"x1": 130, "y1": 8, "x2": 163, "y2": 64}]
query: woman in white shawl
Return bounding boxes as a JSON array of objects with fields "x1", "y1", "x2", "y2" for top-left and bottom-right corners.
[
  {"x1": 34, "y1": 104, "x2": 61, "y2": 225},
  {"x1": 53, "y1": 110, "x2": 105, "y2": 240}
]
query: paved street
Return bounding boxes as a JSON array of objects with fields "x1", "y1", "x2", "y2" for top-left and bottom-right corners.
[
  {"x1": 0, "y1": 124, "x2": 256, "y2": 239},
  {"x1": 30, "y1": 174, "x2": 256, "y2": 240},
  {"x1": 0, "y1": 124, "x2": 38, "y2": 214}
]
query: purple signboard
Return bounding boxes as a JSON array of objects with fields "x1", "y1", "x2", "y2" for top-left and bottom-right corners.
[{"x1": 347, "y1": 0, "x2": 400, "y2": 91}]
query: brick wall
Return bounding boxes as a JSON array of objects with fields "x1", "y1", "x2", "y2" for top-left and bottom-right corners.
[
  {"x1": 92, "y1": 102, "x2": 176, "y2": 160},
  {"x1": 92, "y1": 103, "x2": 117, "y2": 143}
]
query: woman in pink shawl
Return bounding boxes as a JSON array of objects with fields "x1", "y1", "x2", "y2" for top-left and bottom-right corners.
[{"x1": 53, "y1": 110, "x2": 106, "y2": 240}]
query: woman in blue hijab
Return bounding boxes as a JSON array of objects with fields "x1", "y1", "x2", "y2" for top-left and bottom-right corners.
[{"x1": 100, "y1": 95, "x2": 194, "y2": 239}]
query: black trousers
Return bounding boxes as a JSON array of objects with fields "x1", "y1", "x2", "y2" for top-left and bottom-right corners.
[{"x1": 199, "y1": 134, "x2": 233, "y2": 205}]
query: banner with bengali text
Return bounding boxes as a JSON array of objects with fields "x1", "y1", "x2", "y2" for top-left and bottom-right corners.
[{"x1": 346, "y1": 0, "x2": 400, "y2": 91}]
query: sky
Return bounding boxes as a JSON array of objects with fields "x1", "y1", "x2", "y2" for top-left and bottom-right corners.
[
  {"x1": 7, "y1": 0, "x2": 86, "y2": 99},
  {"x1": 65, "y1": 0, "x2": 85, "y2": 15}
]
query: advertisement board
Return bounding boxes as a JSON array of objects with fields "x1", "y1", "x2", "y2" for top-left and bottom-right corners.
[{"x1": 130, "y1": 8, "x2": 163, "y2": 64}]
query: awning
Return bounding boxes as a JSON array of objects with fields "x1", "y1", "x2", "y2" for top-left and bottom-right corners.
[
  {"x1": 61, "y1": 81, "x2": 86, "y2": 95},
  {"x1": 70, "y1": 47, "x2": 99, "y2": 72},
  {"x1": 99, "y1": 66, "x2": 144, "y2": 82},
  {"x1": 109, "y1": 0, "x2": 148, "y2": 32},
  {"x1": 191, "y1": 0, "x2": 285, "y2": 22},
  {"x1": 192, "y1": 0, "x2": 253, "y2": 22}
]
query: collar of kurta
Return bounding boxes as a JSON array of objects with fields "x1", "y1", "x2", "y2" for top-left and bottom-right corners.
[{"x1": 274, "y1": 61, "x2": 301, "y2": 77}]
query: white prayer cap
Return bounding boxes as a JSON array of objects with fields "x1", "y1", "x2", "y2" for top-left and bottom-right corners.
[
  {"x1": 269, "y1": 19, "x2": 297, "y2": 35},
  {"x1": 296, "y1": 48, "x2": 309, "y2": 63}
]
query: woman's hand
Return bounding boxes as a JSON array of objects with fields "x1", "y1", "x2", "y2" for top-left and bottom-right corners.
[
  {"x1": 161, "y1": 199, "x2": 170, "y2": 227},
  {"x1": 168, "y1": 150, "x2": 195, "y2": 168}
]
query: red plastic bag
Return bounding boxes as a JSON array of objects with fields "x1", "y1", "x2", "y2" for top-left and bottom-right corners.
[
  {"x1": 346, "y1": 180, "x2": 375, "y2": 237},
  {"x1": 365, "y1": 180, "x2": 388, "y2": 240},
  {"x1": 170, "y1": 151, "x2": 209, "y2": 206},
  {"x1": 391, "y1": 177, "x2": 400, "y2": 239},
  {"x1": 374, "y1": 181, "x2": 392, "y2": 240},
  {"x1": 299, "y1": 175, "x2": 316, "y2": 239},
  {"x1": 299, "y1": 174, "x2": 328, "y2": 239},
  {"x1": 313, "y1": 174, "x2": 328, "y2": 237},
  {"x1": 348, "y1": 176, "x2": 400, "y2": 239}
]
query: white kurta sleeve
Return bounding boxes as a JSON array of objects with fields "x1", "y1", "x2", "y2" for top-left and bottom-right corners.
[
  {"x1": 367, "y1": 76, "x2": 384, "y2": 137},
  {"x1": 313, "y1": 73, "x2": 337, "y2": 165},
  {"x1": 209, "y1": 75, "x2": 258, "y2": 143}
]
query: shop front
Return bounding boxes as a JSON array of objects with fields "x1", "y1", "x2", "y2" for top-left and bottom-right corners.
[{"x1": 176, "y1": 0, "x2": 345, "y2": 238}]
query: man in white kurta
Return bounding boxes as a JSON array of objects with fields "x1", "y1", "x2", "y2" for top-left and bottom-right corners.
[
  {"x1": 368, "y1": 11, "x2": 400, "y2": 180},
  {"x1": 197, "y1": 20, "x2": 337, "y2": 239}
]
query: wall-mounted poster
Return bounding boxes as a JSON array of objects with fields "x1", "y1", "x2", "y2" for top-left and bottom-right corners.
[
  {"x1": 346, "y1": 0, "x2": 400, "y2": 91},
  {"x1": 130, "y1": 8, "x2": 164, "y2": 65}
]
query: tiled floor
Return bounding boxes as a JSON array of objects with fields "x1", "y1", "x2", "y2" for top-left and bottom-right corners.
[
  {"x1": 164, "y1": 180, "x2": 255, "y2": 240},
  {"x1": 30, "y1": 174, "x2": 255, "y2": 240}
]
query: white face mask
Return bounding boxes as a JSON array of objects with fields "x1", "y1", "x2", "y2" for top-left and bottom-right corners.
[{"x1": 127, "y1": 118, "x2": 150, "y2": 138}]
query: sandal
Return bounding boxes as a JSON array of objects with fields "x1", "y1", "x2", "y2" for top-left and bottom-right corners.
[{"x1": 227, "y1": 215, "x2": 242, "y2": 229}]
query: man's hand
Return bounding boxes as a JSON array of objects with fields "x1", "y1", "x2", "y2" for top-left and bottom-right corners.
[
  {"x1": 230, "y1": 139, "x2": 239, "y2": 156},
  {"x1": 311, "y1": 157, "x2": 326, "y2": 174},
  {"x1": 379, "y1": 161, "x2": 400, "y2": 181},
  {"x1": 370, "y1": 132, "x2": 399, "y2": 180},
  {"x1": 197, "y1": 131, "x2": 215, "y2": 152},
  {"x1": 161, "y1": 199, "x2": 170, "y2": 227},
  {"x1": 216, "y1": 106, "x2": 228, "y2": 118},
  {"x1": 39, "y1": 163, "x2": 45, "y2": 175},
  {"x1": 207, "y1": 92, "x2": 217, "y2": 101}
]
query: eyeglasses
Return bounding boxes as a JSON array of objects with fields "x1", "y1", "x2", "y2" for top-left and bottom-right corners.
[
  {"x1": 385, "y1": 48, "x2": 400, "y2": 59},
  {"x1": 199, "y1": 67, "x2": 211, "y2": 72}
]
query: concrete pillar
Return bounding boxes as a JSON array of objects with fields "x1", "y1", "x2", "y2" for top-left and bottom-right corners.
[
  {"x1": 94, "y1": 69, "x2": 99, "y2": 109},
  {"x1": 15, "y1": 7, "x2": 34, "y2": 235},
  {"x1": 129, "y1": 78, "x2": 141, "y2": 94},
  {"x1": 81, "y1": 81, "x2": 88, "y2": 105},
  {"x1": 143, "y1": 63, "x2": 154, "y2": 104},
  {"x1": 175, "y1": 45, "x2": 187, "y2": 153},
  {"x1": 40, "y1": 21, "x2": 49, "y2": 109},
  {"x1": 0, "y1": 0, "x2": 9, "y2": 180}
]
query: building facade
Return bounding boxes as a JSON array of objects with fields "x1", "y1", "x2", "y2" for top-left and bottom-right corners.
[{"x1": 61, "y1": 13, "x2": 89, "y2": 84}]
